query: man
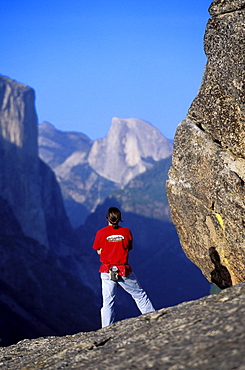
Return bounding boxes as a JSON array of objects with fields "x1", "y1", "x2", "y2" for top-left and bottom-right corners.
[{"x1": 92, "y1": 206, "x2": 155, "y2": 327}]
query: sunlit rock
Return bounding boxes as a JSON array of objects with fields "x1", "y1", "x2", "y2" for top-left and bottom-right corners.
[{"x1": 167, "y1": 1, "x2": 245, "y2": 286}]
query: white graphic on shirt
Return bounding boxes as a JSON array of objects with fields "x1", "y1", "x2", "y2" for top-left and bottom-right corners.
[{"x1": 106, "y1": 235, "x2": 124, "y2": 242}]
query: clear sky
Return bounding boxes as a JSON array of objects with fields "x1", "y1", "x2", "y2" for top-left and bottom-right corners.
[{"x1": 1, "y1": 0, "x2": 212, "y2": 140}]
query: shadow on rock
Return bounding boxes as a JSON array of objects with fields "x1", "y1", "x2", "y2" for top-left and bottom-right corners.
[{"x1": 209, "y1": 247, "x2": 232, "y2": 289}]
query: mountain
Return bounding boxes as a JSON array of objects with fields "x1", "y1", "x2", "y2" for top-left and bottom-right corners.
[
  {"x1": 0, "y1": 76, "x2": 99, "y2": 346},
  {"x1": 38, "y1": 121, "x2": 92, "y2": 168},
  {"x1": 87, "y1": 117, "x2": 173, "y2": 185},
  {"x1": 38, "y1": 118, "x2": 173, "y2": 228}
]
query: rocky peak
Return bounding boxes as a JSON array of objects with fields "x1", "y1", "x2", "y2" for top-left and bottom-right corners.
[
  {"x1": 0, "y1": 75, "x2": 37, "y2": 157},
  {"x1": 0, "y1": 76, "x2": 47, "y2": 245},
  {"x1": 39, "y1": 117, "x2": 173, "y2": 226},
  {"x1": 0, "y1": 75, "x2": 87, "y2": 251},
  {"x1": 88, "y1": 117, "x2": 173, "y2": 185},
  {"x1": 38, "y1": 121, "x2": 92, "y2": 168}
]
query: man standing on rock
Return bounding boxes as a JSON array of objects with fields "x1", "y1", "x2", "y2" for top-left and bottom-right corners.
[{"x1": 92, "y1": 206, "x2": 155, "y2": 327}]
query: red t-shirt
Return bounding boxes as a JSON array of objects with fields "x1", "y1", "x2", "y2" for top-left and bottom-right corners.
[{"x1": 92, "y1": 225, "x2": 133, "y2": 276}]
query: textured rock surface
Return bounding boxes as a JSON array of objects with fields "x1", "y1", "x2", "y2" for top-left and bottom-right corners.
[
  {"x1": 0, "y1": 76, "x2": 47, "y2": 245},
  {"x1": 88, "y1": 117, "x2": 173, "y2": 185},
  {"x1": 0, "y1": 282, "x2": 244, "y2": 369},
  {"x1": 209, "y1": 0, "x2": 245, "y2": 16},
  {"x1": 167, "y1": 1, "x2": 245, "y2": 286},
  {"x1": 0, "y1": 76, "x2": 81, "y2": 256},
  {"x1": 0, "y1": 76, "x2": 37, "y2": 156}
]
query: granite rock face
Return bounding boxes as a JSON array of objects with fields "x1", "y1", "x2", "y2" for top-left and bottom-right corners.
[
  {"x1": 88, "y1": 117, "x2": 173, "y2": 186},
  {"x1": 39, "y1": 118, "x2": 173, "y2": 227},
  {"x1": 0, "y1": 282, "x2": 244, "y2": 369},
  {"x1": 0, "y1": 76, "x2": 99, "y2": 345},
  {"x1": 209, "y1": 0, "x2": 245, "y2": 16},
  {"x1": 0, "y1": 76, "x2": 37, "y2": 156},
  {"x1": 167, "y1": 0, "x2": 245, "y2": 287},
  {"x1": 0, "y1": 76, "x2": 47, "y2": 245},
  {"x1": 0, "y1": 76, "x2": 80, "y2": 256}
]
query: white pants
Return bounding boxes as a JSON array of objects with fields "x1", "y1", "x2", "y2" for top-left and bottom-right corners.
[{"x1": 100, "y1": 272, "x2": 155, "y2": 327}]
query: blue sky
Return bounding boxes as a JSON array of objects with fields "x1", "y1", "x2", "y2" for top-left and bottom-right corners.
[{"x1": 1, "y1": 0, "x2": 211, "y2": 140}]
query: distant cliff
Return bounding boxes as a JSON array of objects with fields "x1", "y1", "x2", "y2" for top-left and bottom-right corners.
[
  {"x1": 88, "y1": 117, "x2": 173, "y2": 185},
  {"x1": 167, "y1": 0, "x2": 245, "y2": 287},
  {"x1": 0, "y1": 76, "x2": 46, "y2": 245},
  {"x1": 0, "y1": 76, "x2": 99, "y2": 346},
  {"x1": 39, "y1": 118, "x2": 173, "y2": 227}
]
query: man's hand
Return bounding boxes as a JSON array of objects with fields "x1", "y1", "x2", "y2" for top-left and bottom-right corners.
[{"x1": 97, "y1": 248, "x2": 102, "y2": 255}]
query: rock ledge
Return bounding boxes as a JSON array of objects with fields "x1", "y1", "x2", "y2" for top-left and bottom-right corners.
[{"x1": 0, "y1": 283, "x2": 244, "y2": 369}]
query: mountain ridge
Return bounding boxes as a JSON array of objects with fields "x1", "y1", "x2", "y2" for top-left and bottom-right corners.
[
  {"x1": 38, "y1": 118, "x2": 173, "y2": 227},
  {"x1": 88, "y1": 117, "x2": 173, "y2": 185}
]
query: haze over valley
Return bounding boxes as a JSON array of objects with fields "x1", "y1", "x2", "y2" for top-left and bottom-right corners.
[{"x1": 0, "y1": 74, "x2": 210, "y2": 347}]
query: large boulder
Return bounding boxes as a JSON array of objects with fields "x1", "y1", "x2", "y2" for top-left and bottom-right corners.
[{"x1": 166, "y1": 0, "x2": 245, "y2": 287}]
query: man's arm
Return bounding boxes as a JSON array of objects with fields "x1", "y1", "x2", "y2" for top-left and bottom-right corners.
[{"x1": 97, "y1": 248, "x2": 102, "y2": 255}]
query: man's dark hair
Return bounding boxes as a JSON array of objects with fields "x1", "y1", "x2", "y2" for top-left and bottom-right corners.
[{"x1": 106, "y1": 207, "x2": 122, "y2": 229}]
